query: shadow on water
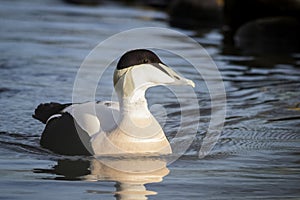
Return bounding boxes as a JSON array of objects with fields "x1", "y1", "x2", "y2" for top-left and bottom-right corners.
[{"x1": 0, "y1": 131, "x2": 46, "y2": 155}]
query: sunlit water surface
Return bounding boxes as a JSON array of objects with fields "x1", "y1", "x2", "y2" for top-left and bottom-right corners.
[{"x1": 0, "y1": 0, "x2": 300, "y2": 199}]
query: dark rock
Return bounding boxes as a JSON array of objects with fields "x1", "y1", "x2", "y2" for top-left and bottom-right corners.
[
  {"x1": 234, "y1": 17, "x2": 300, "y2": 54},
  {"x1": 223, "y1": 0, "x2": 300, "y2": 36}
]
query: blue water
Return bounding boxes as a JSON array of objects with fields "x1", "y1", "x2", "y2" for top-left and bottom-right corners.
[{"x1": 0, "y1": 0, "x2": 300, "y2": 199}]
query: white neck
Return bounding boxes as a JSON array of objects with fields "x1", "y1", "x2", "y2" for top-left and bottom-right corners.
[{"x1": 119, "y1": 86, "x2": 151, "y2": 119}]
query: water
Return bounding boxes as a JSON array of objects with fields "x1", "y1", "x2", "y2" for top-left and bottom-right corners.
[{"x1": 0, "y1": 0, "x2": 300, "y2": 199}]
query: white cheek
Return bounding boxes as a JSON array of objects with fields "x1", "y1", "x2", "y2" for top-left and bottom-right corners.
[{"x1": 131, "y1": 64, "x2": 173, "y2": 86}]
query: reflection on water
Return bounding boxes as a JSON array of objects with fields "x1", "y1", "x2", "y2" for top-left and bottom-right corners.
[
  {"x1": 34, "y1": 156, "x2": 169, "y2": 199},
  {"x1": 0, "y1": 0, "x2": 300, "y2": 199}
]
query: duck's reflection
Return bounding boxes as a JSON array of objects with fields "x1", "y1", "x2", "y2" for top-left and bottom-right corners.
[{"x1": 38, "y1": 156, "x2": 169, "y2": 199}]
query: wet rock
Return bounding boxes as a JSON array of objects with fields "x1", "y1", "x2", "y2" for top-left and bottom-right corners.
[
  {"x1": 223, "y1": 0, "x2": 300, "y2": 42},
  {"x1": 234, "y1": 17, "x2": 300, "y2": 54},
  {"x1": 168, "y1": 0, "x2": 223, "y2": 29}
]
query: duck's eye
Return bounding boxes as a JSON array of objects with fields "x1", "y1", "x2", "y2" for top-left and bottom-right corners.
[{"x1": 143, "y1": 59, "x2": 149, "y2": 63}]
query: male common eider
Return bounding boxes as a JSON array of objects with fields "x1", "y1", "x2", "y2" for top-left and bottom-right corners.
[{"x1": 33, "y1": 49, "x2": 195, "y2": 156}]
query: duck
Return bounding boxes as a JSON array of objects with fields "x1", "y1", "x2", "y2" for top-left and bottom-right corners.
[{"x1": 33, "y1": 49, "x2": 195, "y2": 156}]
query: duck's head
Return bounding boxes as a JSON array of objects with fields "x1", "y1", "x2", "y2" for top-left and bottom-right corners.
[{"x1": 113, "y1": 49, "x2": 195, "y2": 100}]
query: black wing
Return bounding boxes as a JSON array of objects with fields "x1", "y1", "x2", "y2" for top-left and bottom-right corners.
[
  {"x1": 32, "y1": 102, "x2": 72, "y2": 124},
  {"x1": 40, "y1": 112, "x2": 92, "y2": 156}
]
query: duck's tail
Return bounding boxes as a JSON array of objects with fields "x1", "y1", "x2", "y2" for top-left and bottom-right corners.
[{"x1": 32, "y1": 102, "x2": 71, "y2": 124}]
